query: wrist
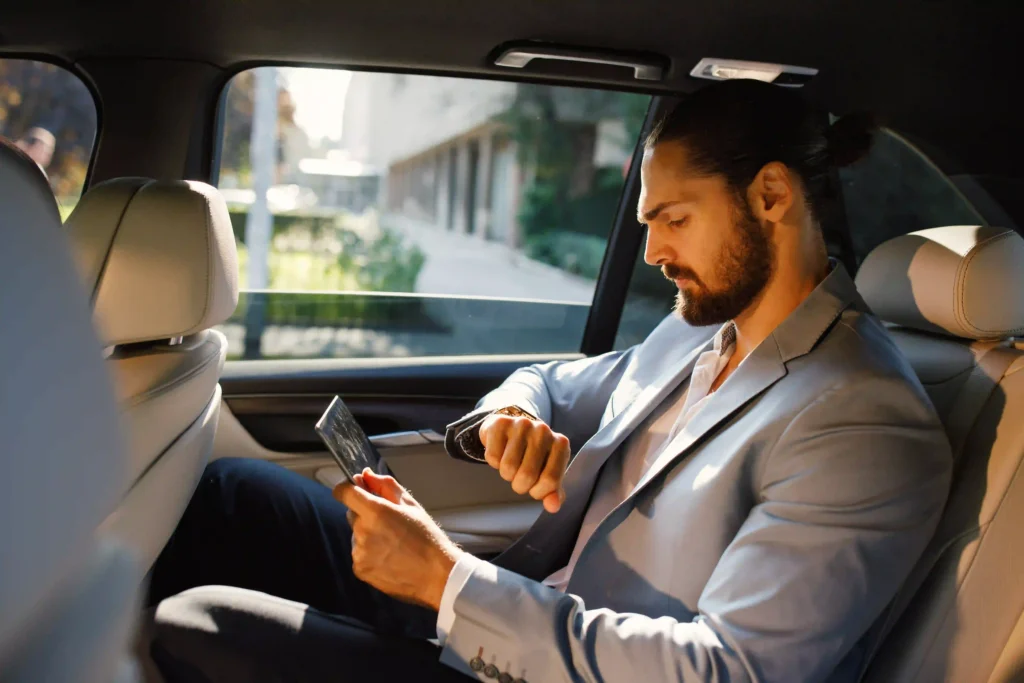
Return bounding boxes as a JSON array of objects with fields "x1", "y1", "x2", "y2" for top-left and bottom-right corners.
[{"x1": 425, "y1": 543, "x2": 463, "y2": 611}]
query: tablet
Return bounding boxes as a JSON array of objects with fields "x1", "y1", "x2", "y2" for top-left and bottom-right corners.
[{"x1": 314, "y1": 396, "x2": 385, "y2": 484}]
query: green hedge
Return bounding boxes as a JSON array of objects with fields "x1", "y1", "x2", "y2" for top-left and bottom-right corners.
[
  {"x1": 524, "y1": 231, "x2": 607, "y2": 280},
  {"x1": 228, "y1": 209, "x2": 338, "y2": 246}
]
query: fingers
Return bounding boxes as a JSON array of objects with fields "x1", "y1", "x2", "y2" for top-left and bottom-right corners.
[
  {"x1": 499, "y1": 418, "x2": 532, "y2": 482},
  {"x1": 528, "y1": 433, "x2": 569, "y2": 504},
  {"x1": 334, "y1": 480, "x2": 379, "y2": 513},
  {"x1": 482, "y1": 414, "x2": 570, "y2": 500},
  {"x1": 361, "y1": 470, "x2": 405, "y2": 505},
  {"x1": 510, "y1": 424, "x2": 553, "y2": 494},
  {"x1": 481, "y1": 415, "x2": 510, "y2": 469}
]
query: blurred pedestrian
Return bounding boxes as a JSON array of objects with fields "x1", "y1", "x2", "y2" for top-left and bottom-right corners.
[{"x1": 15, "y1": 127, "x2": 56, "y2": 173}]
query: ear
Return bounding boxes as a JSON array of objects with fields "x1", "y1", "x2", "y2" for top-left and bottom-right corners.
[{"x1": 746, "y1": 162, "x2": 795, "y2": 223}]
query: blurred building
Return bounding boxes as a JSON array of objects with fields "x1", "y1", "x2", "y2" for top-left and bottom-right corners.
[{"x1": 339, "y1": 73, "x2": 636, "y2": 249}]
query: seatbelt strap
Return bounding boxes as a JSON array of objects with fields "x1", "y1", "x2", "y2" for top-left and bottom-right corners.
[{"x1": 855, "y1": 342, "x2": 1020, "y2": 682}]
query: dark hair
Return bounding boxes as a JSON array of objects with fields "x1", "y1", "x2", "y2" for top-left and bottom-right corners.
[{"x1": 646, "y1": 79, "x2": 877, "y2": 221}]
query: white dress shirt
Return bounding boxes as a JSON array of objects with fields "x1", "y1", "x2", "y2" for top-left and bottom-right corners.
[{"x1": 436, "y1": 323, "x2": 737, "y2": 645}]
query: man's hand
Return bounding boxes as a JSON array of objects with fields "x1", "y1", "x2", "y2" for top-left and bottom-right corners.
[
  {"x1": 480, "y1": 412, "x2": 570, "y2": 513},
  {"x1": 334, "y1": 470, "x2": 464, "y2": 611}
]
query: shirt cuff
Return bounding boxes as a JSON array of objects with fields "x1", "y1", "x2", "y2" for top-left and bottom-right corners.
[{"x1": 435, "y1": 553, "x2": 487, "y2": 647}]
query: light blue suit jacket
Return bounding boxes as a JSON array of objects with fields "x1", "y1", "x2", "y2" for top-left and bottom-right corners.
[{"x1": 440, "y1": 265, "x2": 952, "y2": 683}]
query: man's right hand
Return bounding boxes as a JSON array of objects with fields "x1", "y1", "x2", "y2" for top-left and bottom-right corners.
[{"x1": 479, "y1": 413, "x2": 570, "y2": 513}]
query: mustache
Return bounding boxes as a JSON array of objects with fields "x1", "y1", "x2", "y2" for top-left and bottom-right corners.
[{"x1": 662, "y1": 263, "x2": 703, "y2": 286}]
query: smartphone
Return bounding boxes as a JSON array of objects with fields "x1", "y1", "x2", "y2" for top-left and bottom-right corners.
[{"x1": 314, "y1": 396, "x2": 385, "y2": 484}]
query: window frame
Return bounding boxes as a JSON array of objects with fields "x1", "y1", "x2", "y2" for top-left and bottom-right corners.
[{"x1": 0, "y1": 52, "x2": 104, "y2": 199}]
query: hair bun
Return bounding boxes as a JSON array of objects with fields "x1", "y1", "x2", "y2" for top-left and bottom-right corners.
[{"x1": 826, "y1": 112, "x2": 877, "y2": 167}]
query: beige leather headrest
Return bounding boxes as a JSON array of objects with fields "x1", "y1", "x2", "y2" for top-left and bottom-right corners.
[
  {"x1": 856, "y1": 225, "x2": 1024, "y2": 341},
  {"x1": 66, "y1": 178, "x2": 239, "y2": 346}
]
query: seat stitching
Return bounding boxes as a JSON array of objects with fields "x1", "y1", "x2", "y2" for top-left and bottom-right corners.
[
  {"x1": 90, "y1": 180, "x2": 151, "y2": 305},
  {"x1": 959, "y1": 232, "x2": 1023, "y2": 337}
]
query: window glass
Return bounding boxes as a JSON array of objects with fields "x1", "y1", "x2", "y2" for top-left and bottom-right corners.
[
  {"x1": 217, "y1": 67, "x2": 650, "y2": 360},
  {"x1": 613, "y1": 240, "x2": 676, "y2": 350},
  {"x1": 0, "y1": 59, "x2": 98, "y2": 216},
  {"x1": 839, "y1": 128, "x2": 984, "y2": 264},
  {"x1": 612, "y1": 126, "x2": 986, "y2": 350}
]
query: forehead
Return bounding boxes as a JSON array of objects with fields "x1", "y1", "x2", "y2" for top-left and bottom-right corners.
[{"x1": 638, "y1": 141, "x2": 728, "y2": 215}]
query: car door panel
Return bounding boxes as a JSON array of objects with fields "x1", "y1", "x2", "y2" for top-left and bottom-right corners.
[{"x1": 213, "y1": 354, "x2": 574, "y2": 554}]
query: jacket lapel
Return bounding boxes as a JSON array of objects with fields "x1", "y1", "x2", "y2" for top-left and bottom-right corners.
[
  {"x1": 631, "y1": 337, "x2": 786, "y2": 494},
  {"x1": 561, "y1": 338, "x2": 709, "y2": 492}
]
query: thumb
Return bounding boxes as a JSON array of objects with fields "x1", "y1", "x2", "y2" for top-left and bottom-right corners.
[
  {"x1": 333, "y1": 479, "x2": 380, "y2": 513},
  {"x1": 361, "y1": 469, "x2": 406, "y2": 505}
]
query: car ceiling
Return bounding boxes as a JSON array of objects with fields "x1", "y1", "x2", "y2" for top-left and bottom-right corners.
[{"x1": 1, "y1": 0, "x2": 1020, "y2": 177}]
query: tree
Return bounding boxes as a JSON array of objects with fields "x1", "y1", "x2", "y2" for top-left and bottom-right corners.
[
  {"x1": 498, "y1": 84, "x2": 651, "y2": 278},
  {"x1": 218, "y1": 68, "x2": 299, "y2": 188}
]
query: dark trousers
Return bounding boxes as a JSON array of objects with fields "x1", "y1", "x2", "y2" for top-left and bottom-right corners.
[{"x1": 144, "y1": 457, "x2": 472, "y2": 682}]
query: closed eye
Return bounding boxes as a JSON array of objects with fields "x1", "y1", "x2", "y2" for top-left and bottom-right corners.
[{"x1": 668, "y1": 217, "x2": 689, "y2": 228}]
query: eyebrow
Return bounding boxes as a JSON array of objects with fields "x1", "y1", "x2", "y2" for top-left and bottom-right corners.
[{"x1": 638, "y1": 200, "x2": 683, "y2": 224}]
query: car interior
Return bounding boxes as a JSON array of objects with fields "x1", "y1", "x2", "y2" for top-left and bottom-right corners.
[{"x1": 1, "y1": 0, "x2": 1023, "y2": 681}]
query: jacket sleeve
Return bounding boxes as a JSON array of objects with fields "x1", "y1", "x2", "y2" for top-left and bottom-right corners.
[
  {"x1": 438, "y1": 378, "x2": 953, "y2": 682},
  {"x1": 445, "y1": 346, "x2": 639, "y2": 463}
]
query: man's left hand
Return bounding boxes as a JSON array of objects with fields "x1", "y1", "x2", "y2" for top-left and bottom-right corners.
[{"x1": 334, "y1": 470, "x2": 464, "y2": 611}]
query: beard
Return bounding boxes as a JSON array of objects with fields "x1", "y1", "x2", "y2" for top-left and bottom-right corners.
[{"x1": 664, "y1": 198, "x2": 775, "y2": 327}]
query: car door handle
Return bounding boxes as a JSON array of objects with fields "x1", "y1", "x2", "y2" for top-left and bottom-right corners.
[{"x1": 369, "y1": 429, "x2": 445, "y2": 449}]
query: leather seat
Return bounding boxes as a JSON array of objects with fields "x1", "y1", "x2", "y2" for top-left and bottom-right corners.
[
  {"x1": 65, "y1": 177, "x2": 239, "y2": 573},
  {"x1": 855, "y1": 225, "x2": 1024, "y2": 682},
  {"x1": 0, "y1": 142, "x2": 138, "y2": 680}
]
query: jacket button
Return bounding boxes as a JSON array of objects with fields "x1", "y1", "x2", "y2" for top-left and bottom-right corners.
[
  {"x1": 469, "y1": 657, "x2": 484, "y2": 672},
  {"x1": 483, "y1": 664, "x2": 499, "y2": 678}
]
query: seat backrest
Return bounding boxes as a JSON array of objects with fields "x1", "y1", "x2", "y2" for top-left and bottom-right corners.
[
  {"x1": 856, "y1": 225, "x2": 1024, "y2": 683},
  {"x1": 0, "y1": 142, "x2": 137, "y2": 679},
  {"x1": 65, "y1": 178, "x2": 239, "y2": 571}
]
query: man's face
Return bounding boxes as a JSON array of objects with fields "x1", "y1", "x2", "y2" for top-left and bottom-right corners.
[
  {"x1": 637, "y1": 140, "x2": 774, "y2": 327},
  {"x1": 16, "y1": 131, "x2": 55, "y2": 169}
]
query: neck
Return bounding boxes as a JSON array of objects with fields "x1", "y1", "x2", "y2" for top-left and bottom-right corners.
[{"x1": 731, "y1": 249, "x2": 828, "y2": 363}]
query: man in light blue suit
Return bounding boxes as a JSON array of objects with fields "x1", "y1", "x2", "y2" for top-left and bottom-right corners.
[{"x1": 146, "y1": 80, "x2": 951, "y2": 683}]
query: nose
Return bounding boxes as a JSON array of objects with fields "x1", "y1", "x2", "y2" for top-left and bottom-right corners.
[{"x1": 643, "y1": 226, "x2": 673, "y2": 267}]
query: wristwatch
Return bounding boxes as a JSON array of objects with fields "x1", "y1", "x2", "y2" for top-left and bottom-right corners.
[{"x1": 454, "y1": 405, "x2": 537, "y2": 462}]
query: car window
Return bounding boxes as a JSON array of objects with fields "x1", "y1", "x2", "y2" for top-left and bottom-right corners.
[
  {"x1": 612, "y1": 125, "x2": 986, "y2": 350},
  {"x1": 216, "y1": 67, "x2": 650, "y2": 360},
  {"x1": 839, "y1": 128, "x2": 984, "y2": 265},
  {"x1": 0, "y1": 59, "x2": 98, "y2": 216}
]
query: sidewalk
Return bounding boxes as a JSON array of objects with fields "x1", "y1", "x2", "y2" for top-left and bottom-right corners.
[{"x1": 383, "y1": 214, "x2": 597, "y2": 304}]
